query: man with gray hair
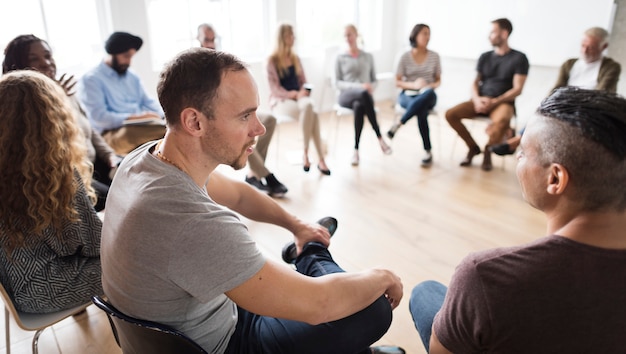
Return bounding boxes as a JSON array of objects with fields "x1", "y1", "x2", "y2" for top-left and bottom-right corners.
[
  {"x1": 552, "y1": 27, "x2": 621, "y2": 92},
  {"x1": 491, "y1": 26, "x2": 621, "y2": 155},
  {"x1": 197, "y1": 23, "x2": 219, "y2": 50}
]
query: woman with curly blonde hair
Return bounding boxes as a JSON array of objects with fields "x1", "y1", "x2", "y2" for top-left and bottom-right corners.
[
  {"x1": 267, "y1": 23, "x2": 331, "y2": 175},
  {"x1": 0, "y1": 70, "x2": 103, "y2": 313}
]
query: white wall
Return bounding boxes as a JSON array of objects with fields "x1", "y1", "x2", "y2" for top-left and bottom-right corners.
[{"x1": 398, "y1": 0, "x2": 615, "y2": 66}]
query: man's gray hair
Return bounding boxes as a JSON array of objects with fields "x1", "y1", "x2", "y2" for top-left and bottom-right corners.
[{"x1": 585, "y1": 27, "x2": 609, "y2": 46}]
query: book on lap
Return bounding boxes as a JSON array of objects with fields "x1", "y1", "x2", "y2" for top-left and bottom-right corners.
[{"x1": 123, "y1": 117, "x2": 165, "y2": 126}]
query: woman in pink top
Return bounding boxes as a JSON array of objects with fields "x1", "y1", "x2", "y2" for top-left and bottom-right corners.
[{"x1": 267, "y1": 23, "x2": 331, "y2": 175}]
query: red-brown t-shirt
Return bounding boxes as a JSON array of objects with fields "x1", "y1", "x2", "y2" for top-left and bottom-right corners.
[{"x1": 434, "y1": 235, "x2": 626, "y2": 353}]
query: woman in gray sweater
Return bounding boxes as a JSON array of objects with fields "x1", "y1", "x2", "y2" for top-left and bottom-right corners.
[{"x1": 335, "y1": 24, "x2": 392, "y2": 166}]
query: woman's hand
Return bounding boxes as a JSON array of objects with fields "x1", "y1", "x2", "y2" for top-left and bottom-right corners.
[
  {"x1": 362, "y1": 82, "x2": 373, "y2": 94},
  {"x1": 296, "y1": 88, "x2": 309, "y2": 99},
  {"x1": 412, "y1": 77, "x2": 428, "y2": 90},
  {"x1": 289, "y1": 90, "x2": 300, "y2": 100},
  {"x1": 57, "y1": 73, "x2": 77, "y2": 96}
]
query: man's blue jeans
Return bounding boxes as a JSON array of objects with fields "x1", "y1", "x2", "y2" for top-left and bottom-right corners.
[
  {"x1": 409, "y1": 280, "x2": 447, "y2": 352},
  {"x1": 225, "y1": 242, "x2": 393, "y2": 354}
]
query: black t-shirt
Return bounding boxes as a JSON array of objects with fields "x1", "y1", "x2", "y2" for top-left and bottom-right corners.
[{"x1": 476, "y1": 49, "x2": 529, "y2": 97}]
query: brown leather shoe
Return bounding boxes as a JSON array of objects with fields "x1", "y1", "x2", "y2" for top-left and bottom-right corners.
[
  {"x1": 460, "y1": 145, "x2": 481, "y2": 167},
  {"x1": 482, "y1": 149, "x2": 493, "y2": 171}
]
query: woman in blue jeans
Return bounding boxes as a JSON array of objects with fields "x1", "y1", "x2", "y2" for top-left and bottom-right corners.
[{"x1": 387, "y1": 24, "x2": 441, "y2": 167}]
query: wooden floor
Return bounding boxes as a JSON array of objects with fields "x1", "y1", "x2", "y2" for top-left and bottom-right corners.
[{"x1": 0, "y1": 97, "x2": 548, "y2": 353}]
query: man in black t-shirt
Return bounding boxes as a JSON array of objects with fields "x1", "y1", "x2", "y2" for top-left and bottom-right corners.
[{"x1": 445, "y1": 18, "x2": 529, "y2": 171}]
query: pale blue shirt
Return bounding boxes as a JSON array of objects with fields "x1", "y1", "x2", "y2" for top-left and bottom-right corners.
[{"x1": 78, "y1": 61, "x2": 164, "y2": 133}]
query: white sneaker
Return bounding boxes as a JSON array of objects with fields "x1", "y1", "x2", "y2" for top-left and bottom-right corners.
[
  {"x1": 379, "y1": 139, "x2": 392, "y2": 155},
  {"x1": 421, "y1": 151, "x2": 433, "y2": 167},
  {"x1": 351, "y1": 150, "x2": 360, "y2": 166}
]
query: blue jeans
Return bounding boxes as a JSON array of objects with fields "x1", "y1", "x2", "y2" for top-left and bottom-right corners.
[
  {"x1": 225, "y1": 242, "x2": 393, "y2": 354},
  {"x1": 398, "y1": 89, "x2": 437, "y2": 151},
  {"x1": 409, "y1": 280, "x2": 447, "y2": 352}
]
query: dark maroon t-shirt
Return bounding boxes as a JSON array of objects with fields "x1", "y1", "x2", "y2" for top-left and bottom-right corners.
[{"x1": 434, "y1": 235, "x2": 626, "y2": 353}]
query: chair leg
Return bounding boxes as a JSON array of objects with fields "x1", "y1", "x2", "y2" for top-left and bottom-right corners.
[
  {"x1": 32, "y1": 329, "x2": 44, "y2": 354},
  {"x1": 274, "y1": 124, "x2": 280, "y2": 168},
  {"x1": 331, "y1": 111, "x2": 340, "y2": 157},
  {"x1": 5, "y1": 307, "x2": 10, "y2": 354}
]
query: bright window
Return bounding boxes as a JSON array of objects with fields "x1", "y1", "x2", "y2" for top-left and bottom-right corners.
[
  {"x1": 294, "y1": 0, "x2": 382, "y2": 57},
  {"x1": 0, "y1": 0, "x2": 102, "y2": 77},
  {"x1": 146, "y1": 0, "x2": 273, "y2": 69}
]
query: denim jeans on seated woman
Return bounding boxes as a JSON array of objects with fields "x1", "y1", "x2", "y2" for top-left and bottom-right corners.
[
  {"x1": 225, "y1": 242, "x2": 393, "y2": 354},
  {"x1": 398, "y1": 89, "x2": 437, "y2": 150}
]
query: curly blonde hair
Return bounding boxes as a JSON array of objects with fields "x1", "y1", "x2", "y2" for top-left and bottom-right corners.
[
  {"x1": 0, "y1": 71, "x2": 95, "y2": 252},
  {"x1": 269, "y1": 23, "x2": 302, "y2": 79}
]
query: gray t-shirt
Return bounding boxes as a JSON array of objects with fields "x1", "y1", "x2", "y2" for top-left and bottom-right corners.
[
  {"x1": 101, "y1": 142, "x2": 266, "y2": 354},
  {"x1": 434, "y1": 235, "x2": 626, "y2": 352}
]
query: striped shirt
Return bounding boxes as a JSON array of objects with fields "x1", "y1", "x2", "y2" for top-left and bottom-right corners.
[{"x1": 395, "y1": 50, "x2": 441, "y2": 84}]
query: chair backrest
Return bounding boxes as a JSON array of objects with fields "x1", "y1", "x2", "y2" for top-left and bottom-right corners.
[
  {"x1": 319, "y1": 45, "x2": 343, "y2": 110},
  {"x1": 91, "y1": 295, "x2": 208, "y2": 354}
]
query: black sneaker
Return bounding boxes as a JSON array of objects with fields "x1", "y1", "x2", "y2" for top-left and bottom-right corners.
[
  {"x1": 387, "y1": 123, "x2": 400, "y2": 139},
  {"x1": 489, "y1": 143, "x2": 515, "y2": 156},
  {"x1": 264, "y1": 173, "x2": 288, "y2": 198},
  {"x1": 245, "y1": 176, "x2": 268, "y2": 191},
  {"x1": 281, "y1": 216, "x2": 338, "y2": 264}
]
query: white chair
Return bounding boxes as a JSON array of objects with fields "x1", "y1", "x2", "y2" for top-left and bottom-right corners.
[
  {"x1": 0, "y1": 282, "x2": 90, "y2": 354},
  {"x1": 270, "y1": 112, "x2": 295, "y2": 166}
]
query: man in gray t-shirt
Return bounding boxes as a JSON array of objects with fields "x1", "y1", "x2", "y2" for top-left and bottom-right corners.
[
  {"x1": 101, "y1": 48, "x2": 405, "y2": 354},
  {"x1": 445, "y1": 18, "x2": 529, "y2": 171}
]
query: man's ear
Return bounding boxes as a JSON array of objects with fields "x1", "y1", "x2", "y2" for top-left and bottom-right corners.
[
  {"x1": 547, "y1": 163, "x2": 569, "y2": 195},
  {"x1": 180, "y1": 108, "x2": 203, "y2": 137}
]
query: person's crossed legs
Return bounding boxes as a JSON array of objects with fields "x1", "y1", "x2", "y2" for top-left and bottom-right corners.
[{"x1": 226, "y1": 242, "x2": 393, "y2": 354}]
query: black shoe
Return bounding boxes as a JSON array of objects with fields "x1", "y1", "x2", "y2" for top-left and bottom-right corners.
[
  {"x1": 264, "y1": 173, "x2": 288, "y2": 198},
  {"x1": 387, "y1": 123, "x2": 400, "y2": 139},
  {"x1": 281, "y1": 216, "x2": 338, "y2": 264},
  {"x1": 489, "y1": 143, "x2": 515, "y2": 156},
  {"x1": 318, "y1": 165, "x2": 331, "y2": 176},
  {"x1": 370, "y1": 345, "x2": 406, "y2": 354},
  {"x1": 317, "y1": 216, "x2": 338, "y2": 236},
  {"x1": 245, "y1": 176, "x2": 268, "y2": 191}
]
